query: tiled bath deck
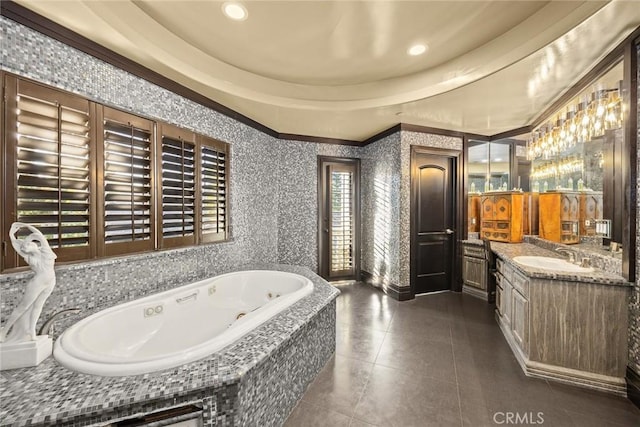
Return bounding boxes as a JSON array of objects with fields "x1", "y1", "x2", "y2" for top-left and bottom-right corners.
[
  {"x1": 285, "y1": 283, "x2": 640, "y2": 427},
  {"x1": 0, "y1": 265, "x2": 338, "y2": 426}
]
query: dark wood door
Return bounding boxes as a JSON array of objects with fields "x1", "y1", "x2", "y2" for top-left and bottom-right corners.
[
  {"x1": 411, "y1": 150, "x2": 457, "y2": 294},
  {"x1": 318, "y1": 157, "x2": 360, "y2": 281}
]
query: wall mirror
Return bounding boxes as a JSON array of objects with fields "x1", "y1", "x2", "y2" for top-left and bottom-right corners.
[
  {"x1": 526, "y1": 60, "x2": 624, "y2": 246},
  {"x1": 468, "y1": 141, "x2": 513, "y2": 193}
]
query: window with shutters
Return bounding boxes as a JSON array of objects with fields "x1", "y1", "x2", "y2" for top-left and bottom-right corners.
[
  {"x1": 158, "y1": 124, "x2": 197, "y2": 248},
  {"x1": 1, "y1": 74, "x2": 230, "y2": 272},
  {"x1": 2, "y1": 75, "x2": 95, "y2": 269},
  {"x1": 200, "y1": 136, "x2": 228, "y2": 243},
  {"x1": 98, "y1": 107, "x2": 155, "y2": 257}
]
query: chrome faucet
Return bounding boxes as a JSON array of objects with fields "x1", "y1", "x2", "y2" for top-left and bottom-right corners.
[
  {"x1": 38, "y1": 308, "x2": 81, "y2": 336},
  {"x1": 555, "y1": 247, "x2": 577, "y2": 263}
]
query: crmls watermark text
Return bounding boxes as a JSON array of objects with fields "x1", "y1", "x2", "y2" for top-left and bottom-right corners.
[{"x1": 493, "y1": 412, "x2": 545, "y2": 425}]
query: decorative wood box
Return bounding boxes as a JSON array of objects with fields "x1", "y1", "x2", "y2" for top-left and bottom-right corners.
[
  {"x1": 480, "y1": 191, "x2": 524, "y2": 243},
  {"x1": 539, "y1": 191, "x2": 580, "y2": 244},
  {"x1": 579, "y1": 191, "x2": 603, "y2": 236},
  {"x1": 468, "y1": 194, "x2": 481, "y2": 233}
]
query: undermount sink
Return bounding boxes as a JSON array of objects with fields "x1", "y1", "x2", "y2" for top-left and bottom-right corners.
[{"x1": 512, "y1": 256, "x2": 594, "y2": 273}]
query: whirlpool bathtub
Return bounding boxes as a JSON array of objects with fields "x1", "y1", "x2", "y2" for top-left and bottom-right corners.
[{"x1": 53, "y1": 270, "x2": 314, "y2": 376}]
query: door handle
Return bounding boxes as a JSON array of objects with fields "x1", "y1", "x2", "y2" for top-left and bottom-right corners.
[
  {"x1": 445, "y1": 229, "x2": 454, "y2": 234},
  {"x1": 324, "y1": 228, "x2": 329, "y2": 233}
]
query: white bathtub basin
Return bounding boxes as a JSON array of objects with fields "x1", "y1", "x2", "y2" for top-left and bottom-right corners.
[
  {"x1": 53, "y1": 270, "x2": 313, "y2": 376},
  {"x1": 512, "y1": 256, "x2": 594, "y2": 273}
]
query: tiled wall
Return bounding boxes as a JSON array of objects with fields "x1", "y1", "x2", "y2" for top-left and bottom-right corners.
[
  {"x1": 275, "y1": 140, "x2": 360, "y2": 271},
  {"x1": 360, "y1": 133, "x2": 402, "y2": 288},
  {"x1": 631, "y1": 43, "x2": 640, "y2": 376},
  {"x1": 359, "y1": 130, "x2": 463, "y2": 291},
  {"x1": 0, "y1": 17, "x2": 351, "y2": 326},
  {"x1": 399, "y1": 131, "x2": 463, "y2": 288}
]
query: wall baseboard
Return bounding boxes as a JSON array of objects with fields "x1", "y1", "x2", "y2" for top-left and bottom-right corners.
[
  {"x1": 627, "y1": 366, "x2": 640, "y2": 409},
  {"x1": 361, "y1": 270, "x2": 413, "y2": 301}
]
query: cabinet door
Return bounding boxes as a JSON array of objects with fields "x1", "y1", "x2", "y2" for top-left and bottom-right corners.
[
  {"x1": 502, "y1": 281, "x2": 512, "y2": 327},
  {"x1": 494, "y1": 196, "x2": 511, "y2": 221},
  {"x1": 462, "y1": 256, "x2": 487, "y2": 290},
  {"x1": 481, "y1": 197, "x2": 495, "y2": 220},
  {"x1": 511, "y1": 289, "x2": 529, "y2": 355},
  {"x1": 561, "y1": 194, "x2": 579, "y2": 221},
  {"x1": 495, "y1": 282, "x2": 503, "y2": 317}
]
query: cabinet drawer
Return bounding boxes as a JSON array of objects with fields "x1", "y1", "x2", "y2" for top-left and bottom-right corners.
[
  {"x1": 496, "y1": 258, "x2": 513, "y2": 283},
  {"x1": 511, "y1": 270, "x2": 529, "y2": 297},
  {"x1": 490, "y1": 232, "x2": 510, "y2": 242},
  {"x1": 463, "y1": 244, "x2": 485, "y2": 258}
]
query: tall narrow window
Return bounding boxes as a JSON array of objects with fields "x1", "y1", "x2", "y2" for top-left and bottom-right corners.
[
  {"x1": 98, "y1": 107, "x2": 154, "y2": 256},
  {"x1": 200, "y1": 137, "x2": 228, "y2": 243},
  {"x1": 158, "y1": 124, "x2": 197, "y2": 248},
  {"x1": 317, "y1": 157, "x2": 360, "y2": 281},
  {"x1": 2, "y1": 76, "x2": 94, "y2": 268},
  {"x1": 330, "y1": 169, "x2": 354, "y2": 273}
]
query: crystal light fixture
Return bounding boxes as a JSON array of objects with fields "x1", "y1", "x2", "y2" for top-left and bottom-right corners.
[{"x1": 527, "y1": 82, "x2": 623, "y2": 160}]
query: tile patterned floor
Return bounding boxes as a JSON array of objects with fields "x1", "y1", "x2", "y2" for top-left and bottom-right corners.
[{"x1": 284, "y1": 283, "x2": 640, "y2": 427}]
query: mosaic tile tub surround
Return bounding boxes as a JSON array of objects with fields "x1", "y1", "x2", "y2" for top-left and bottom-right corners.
[{"x1": 0, "y1": 264, "x2": 339, "y2": 426}]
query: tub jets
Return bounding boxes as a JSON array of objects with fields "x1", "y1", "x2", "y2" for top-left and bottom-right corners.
[{"x1": 176, "y1": 290, "x2": 199, "y2": 304}]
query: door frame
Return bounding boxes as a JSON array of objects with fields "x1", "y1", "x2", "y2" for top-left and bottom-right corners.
[
  {"x1": 317, "y1": 156, "x2": 361, "y2": 281},
  {"x1": 410, "y1": 146, "x2": 464, "y2": 297}
]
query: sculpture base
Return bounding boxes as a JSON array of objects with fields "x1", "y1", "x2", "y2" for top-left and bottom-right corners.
[{"x1": 0, "y1": 335, "x2": 52, "y2": 370}]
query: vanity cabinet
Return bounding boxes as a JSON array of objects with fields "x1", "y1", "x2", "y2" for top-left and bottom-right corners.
[
  {"x1": 480, "y1": 192, "x2": 524, "y2": 243},
  {"x1": 579, "y1": 191, "x2": 603, "y2": 236},
  {"x1": 494, "y1": 254, "x2": 629, "y2": 395},
  {"x1": 496, "y1": 258, "x2": 526, "y2": 354},
  {"x1": 539, "y1": 191, "x2": 580, "y2": 244},
  {"x1": 462, "y1": 243, "x2": 494, "y2": 301}
]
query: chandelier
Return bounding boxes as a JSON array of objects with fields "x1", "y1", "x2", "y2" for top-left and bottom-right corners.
[
  {"x1": 527, "y1": 83, "x2": 623, "y2": 160},
  {"x1": 531, "y1": 158, "x2": 583, "y2": 180}
]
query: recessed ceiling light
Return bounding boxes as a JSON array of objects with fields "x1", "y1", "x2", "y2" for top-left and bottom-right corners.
[
  {"x1": 407, "y1": 44, "x2": 428, "y2": 56},
  {"x1": 222, "y1": 2, "x2": 248, "y2": 21}
]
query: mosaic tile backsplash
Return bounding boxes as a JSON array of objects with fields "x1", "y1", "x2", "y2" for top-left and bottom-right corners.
[{"x1": 630, "y1": 43, "x2": 640, "y2": 376}]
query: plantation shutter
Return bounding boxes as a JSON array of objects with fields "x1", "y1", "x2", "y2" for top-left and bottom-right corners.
[
  {"x1": 158, "y1": 124, "x2": 197, "y2": 248},
  {"x1": 99, "y1": 107, "x2": 154, "y2": 256},
  {"x1": 200, "y1": 137, "x2": 228, "y2": 243},
  {"x1": 3, "y1": 76, "x2": 94, "y2": 267}
]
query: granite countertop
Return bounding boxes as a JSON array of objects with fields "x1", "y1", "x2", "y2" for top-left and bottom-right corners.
[
  {"x1": 462, "y1": 238, "x2": 483, "y2": 246},
  {"x1": 489, "y1": 242, "x2": 629, "y2": 286},
  {"x1": 0, "y1": 264, "x2": 340, "y2": 426}
]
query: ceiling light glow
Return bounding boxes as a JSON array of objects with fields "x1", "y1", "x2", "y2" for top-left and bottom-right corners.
[
  {"x1": 223, "y1": 2, "x2": 248, "y2": 21},
  {"x1": 407, "y1": 44, "x2": 427, "y2": 56}
]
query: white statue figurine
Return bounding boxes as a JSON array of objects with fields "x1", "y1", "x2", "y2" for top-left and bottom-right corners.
[{"x1": 0, "y1": 223, "x2": 57, "y2": 343}]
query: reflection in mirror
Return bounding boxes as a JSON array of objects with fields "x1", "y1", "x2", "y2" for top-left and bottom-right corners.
[
  {"x1": 468, "y1": 141, "x2": 513, "y2": 192},
  {"x1": 526, "y1": 60, "x2": 623, "y2": 247},
  {"x1": 489, "y1": 142, "x2": 511, "y2": 191},
  {"x1": 468, "y1": 142, "x2": 489, "y2": 193}
]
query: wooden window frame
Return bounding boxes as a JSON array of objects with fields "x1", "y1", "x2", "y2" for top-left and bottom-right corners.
[
  {"x1": 97, "y1": 106, "x2": 156, "y2": 257},
  {"x1": 157, "y1": 123, "x2": 198, "y2": 249},
  {"x1": 2, "y1": 74, "x2": 98, "y2": 269},
  {"x1": 1, "y1": 73, "x2": 231, "y2": 272},
  {"x1": 199, "y1": 135, "x2": 229, "y2": 244}
]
